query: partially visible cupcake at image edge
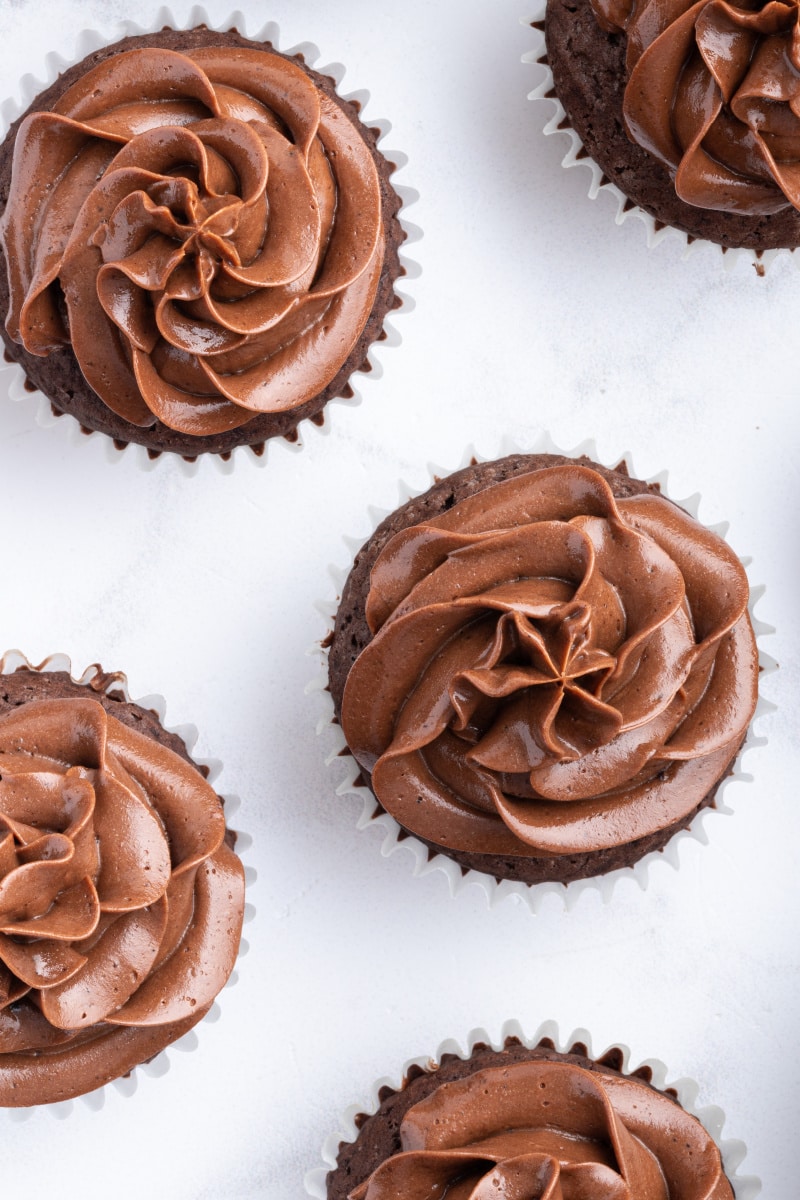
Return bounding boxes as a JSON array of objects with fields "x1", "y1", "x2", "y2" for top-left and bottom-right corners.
[
  {"x1": 0, "y1": 25, "x2": 406, "y2": 457},
  {"x1": 0, "y1": 656, "x2": 245, "y2": 1107},
  {"x1": 328, "y1": 452, "x2": 759, "y2": 887},
  {"x1": 322, "y1": 1033, "x2": 741, "y2": 1199},
  {"x1": 537, "y1": 0, "x2": 800, "y2": 250}
]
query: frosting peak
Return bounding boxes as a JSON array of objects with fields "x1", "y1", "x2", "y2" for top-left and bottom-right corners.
[
  {"x1": 0, "y1": 696, "x2": 244, "y2": 1105},
  {"x1": 1, "y1": 43, "x2": 385, "y2": 436},
  {"x1": 591, "y1": 0, "x2": 800, "y2": 214},
  {"x1": 341, "y1": 464, "x2": 758, "y2": 867}
]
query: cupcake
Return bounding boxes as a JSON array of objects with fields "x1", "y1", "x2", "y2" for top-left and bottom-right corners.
[
  {"x1": 324, "y1": 1034, "x2": 738, "y2": 1199},
  {"x1": 0, "y1": 659, "x2": 245, "y2": 1106},
  {"x1": 540, "y1": 0, "x2": 800, "y2": 250},
  {"x1": 328, "y1": 453, "x2": 759, "y2": 886},
  {"x1": 0, "y1": 26, "x2": 405, "y2": 457}
]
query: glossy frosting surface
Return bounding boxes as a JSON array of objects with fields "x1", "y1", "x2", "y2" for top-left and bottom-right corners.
[
  {"x1": 0, "y1": 697, "x2": 244, "y2": 1105},
  {"x1": 341, "y1": 465, "x2": 758, "y2": 859},
  {"x1": 591, "y1": 0, "x2": 800, "y2": 214},
  {"x1": 351, "y1": 1059, "x2": 733, "y2": 1199},
  {"x1": 0, "y1": 44, "x2": 384, "y2": 435}
]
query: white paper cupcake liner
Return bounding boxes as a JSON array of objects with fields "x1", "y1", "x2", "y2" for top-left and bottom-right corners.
[
  {"x1": 523, "y1": 2, "x2": 795, "y2": 272},
  {"x1": 310, "y1": 431, "x2": 775, "y2": 914},
  {"x1": 0, "y1": 5, "x2": 419, "y2": 475},
  {"x1": 306, "y1": 1018, "x2": 760, "y2": 1199},
  {"x1": 0, "y1": 649, "x2": 255, "y2": 1118}
]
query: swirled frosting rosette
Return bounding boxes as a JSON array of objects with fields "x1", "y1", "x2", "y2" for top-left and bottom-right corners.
[
  {"x1": 331, "y1": 454, "x2": 758, "y2": 886},
  {"x1": 0, "y1": 26, "x2": 403, "y2": 456},
  {"x1": 0, "y1": 666, "x2": 244, "y2": 1106},
  {"x1": 540, "y1": 0, "x2": 800, "y2": 248},
  {"x1": 322, "y1": 1036, "x2": 738, "y2": 1200}
]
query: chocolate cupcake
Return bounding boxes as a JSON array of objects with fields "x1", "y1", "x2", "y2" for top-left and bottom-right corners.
[
  {"x1": 0, "y1": 25, "x2": 406, "y2": 458},
  {"x1": 321, "y1": 1030, "x2": 743, "y2": 1199},
  {"x1": 328, "y1": 452, "x2": 759, "y2": 888},
  {"x1": 0, "y1": 654, "x2": 245, "y2": 1106},
  {"x1": 537, "y1": 0, "x2": 800, "y2": 250}
]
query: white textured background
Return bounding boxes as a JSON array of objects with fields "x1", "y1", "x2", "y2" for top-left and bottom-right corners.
[{"x1": 0, "y1": 0, "x2": 796, "y2": 1197}]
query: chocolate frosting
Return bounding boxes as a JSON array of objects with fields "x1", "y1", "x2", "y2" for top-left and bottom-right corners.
[
  {"x1": 0, "y1": 44, "x2": 384, "y2": 435},
  {"x1": 341, "y1": 465, "x2": 758, "y2": 861},
  {"x1": 350, "y1": 1059, "x2": 733, "y2": 1199},
  {"x1": 0, "y1": 697, "x2": 244, "y2": 1106},
  {"x1": 591, "y1": 0, "x2": 800, "y2": 214}
]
